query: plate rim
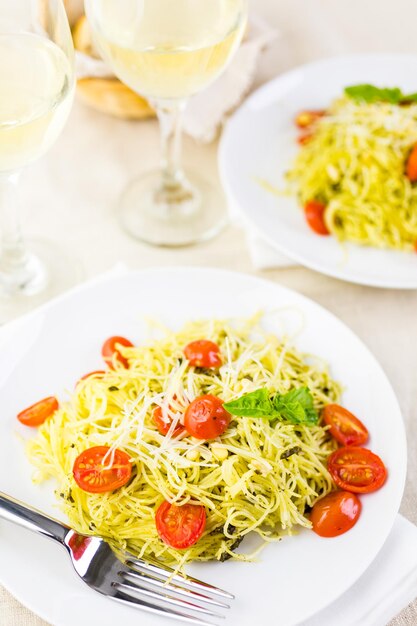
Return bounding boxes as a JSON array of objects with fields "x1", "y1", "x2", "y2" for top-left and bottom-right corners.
[
  {"x1": 219, "y1": 52, "x2": 417, "y2": 289},
  {"x1": 0, "y1": 266, "x2": 408, "y2": 625}
]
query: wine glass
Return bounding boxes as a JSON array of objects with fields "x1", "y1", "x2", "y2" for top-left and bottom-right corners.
[
  {"x1": 85, "y1": 0, "x2": 248, "y2": 247},
  {"x1": 0, "y1": 0, "x2": 76, "y2": 321}
]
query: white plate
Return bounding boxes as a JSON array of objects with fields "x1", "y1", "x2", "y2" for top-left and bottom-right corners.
[
  {"x1": 220, "y1": 53, "x2": 417, "y2": 289},
  {"x1": 0, "y1": 268, "x2": 406, "y2": 626}
]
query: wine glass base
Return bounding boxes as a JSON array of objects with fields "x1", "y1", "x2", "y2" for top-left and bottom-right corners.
[
  {"x1": 0, "y1": 239, "x2": 84, "y2": 324},
  {"x1": 119, "y1": 170, "x2": 229, "y2": 247}
]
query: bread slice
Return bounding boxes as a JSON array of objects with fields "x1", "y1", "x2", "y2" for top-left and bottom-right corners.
[{"x1": 73, "y1": 15, "x2": 156, "y2": 120}]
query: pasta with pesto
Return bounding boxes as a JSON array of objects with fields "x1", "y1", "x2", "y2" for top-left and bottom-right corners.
[
  {"x1": 288, "y1": 92, "x2": 417, "y2": 251},
  {"x1": 26, "y1": 315, "x2": 341, "y2": 568}
]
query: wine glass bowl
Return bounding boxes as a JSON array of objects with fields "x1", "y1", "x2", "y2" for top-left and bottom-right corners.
[
  {"x1": 86, "y1": 0, "x2": 246, "y2": 101},
  {"x1": 0, "y1": 2, "x2": 74, "y2": 174},
  {"x1": 85, "y1": 0, "x2": 248, "y2": 247}
]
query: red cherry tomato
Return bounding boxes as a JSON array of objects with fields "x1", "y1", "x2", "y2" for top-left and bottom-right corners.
[
  {"x1": 310, "y1": 491, "x2": 361, "y2": 537},
  {"x1": 295, "y1": 110, "x2": 325, "y2": 129},
  {"x1": 184, "y1": 340, "x2": 222, "y2": 368},
  {"x1": 77, "y1": 370, "x2": 106, "y2": 385},
  {"x1": 102, "y1": 336, "x2": 133, "y2": 369},
  {"x1": 304, "y1": 201, "x2": 330, "y2": 235},
  {"x1": 297, "y1": 131, "x2": 314, "y2": 145},
  {"x1": 406, "y1": 144, "x2": 417, "y2": 182},
  {"x1": 153, "y1": 405, "x2": 186, "y2": 437},
  {"x1": 322, "y1": 404, "x2": 369, "y2": 446},
  {"x1": 328, "y1": 447, "x2": 387, "y2": 494},
  {"x1": 17, "y1": 397, "x2": 59, "y2": 427},
  {"x1": 155, "y1": 501, "x2": 206, "y2": 549},
  {"x1": 184, "y1": 395, "x2": 231, "y2": 440},
  {"x1": 73, "y1": 446, "x2": 132, "y2": 493}
]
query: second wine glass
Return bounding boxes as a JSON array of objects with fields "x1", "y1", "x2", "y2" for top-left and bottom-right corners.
[
  {"x1": 85, "y1": 0, "x2": 248, "y2": 247},
  {"x1": 0, "y1": 0, "x2": 76, "y2": 322}
]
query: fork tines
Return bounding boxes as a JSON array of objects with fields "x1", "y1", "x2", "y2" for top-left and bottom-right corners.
[
  {"x1": 124, "y1": 555, "x2": 234, "y2": 599},
  {"x1": 111, "y1": 554, "x2": 234, "y2": 625}
]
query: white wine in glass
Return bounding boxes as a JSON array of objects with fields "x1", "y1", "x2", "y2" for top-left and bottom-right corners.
[
  {"x1": 0, "y1": 0, "x2": 75, "y2": 320},
  {"x1": 0, "y1": 34, "x2": 73, "y2": 172},
  {"x1": 85, "y1": 0, "x2": 248, "y2": 247}
]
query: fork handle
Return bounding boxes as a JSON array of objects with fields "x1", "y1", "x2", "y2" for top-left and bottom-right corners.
[{"x1": 0, "y1": 491, "x2": 70, "y2": 544}]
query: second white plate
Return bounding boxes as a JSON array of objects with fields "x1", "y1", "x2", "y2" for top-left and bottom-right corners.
[{"x1": 220, "y1": 53, "x2": 417, "y2": 289}]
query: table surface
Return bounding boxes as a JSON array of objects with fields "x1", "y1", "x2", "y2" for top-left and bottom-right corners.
[{"x1": 2, "y1": 1, "x2": 417, "y2": 624}]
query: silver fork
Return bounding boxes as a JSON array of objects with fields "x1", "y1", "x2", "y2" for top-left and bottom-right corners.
[{"x1": 0, "y1": 492, "x2": 233, "y2": 625}]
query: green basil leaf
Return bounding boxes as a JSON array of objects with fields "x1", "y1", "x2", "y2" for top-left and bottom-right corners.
[
  {"x1": 223, "y1": 388, "x2": 274, "y2": 417},
  {"x1": 224, "y1": 386, "x2": 319, "y2": 425},
  {"x1": 274, "y1": 399, "x2": 307, "y2": 424},
  {"x1": 401, "y1": 92, "x2": 417, "y2": 103},
  {"x1": 278, "y1": 386, "x2": 315, "y2": 410},
  {"x1": 344, "y1": 84, "x2": 403, "y2": 104},
  {"x1": 274, "y1": 387, "x2": 319, "y2": 425},
  {"x1": 344, "y1": 84, "x2": 417, "y2": 105}
]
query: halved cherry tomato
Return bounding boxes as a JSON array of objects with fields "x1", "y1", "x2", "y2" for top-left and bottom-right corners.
[
  {"x1": 73, "y1": 445, "x2": 132, "y2": 493},
  {"x1": 184, "y1": 395, "x2": 231, "y2": 440},
  {"x1": 322, "y1": 404, "x2": 369, "y2": 446},
  {"x1": 297, "y1": 131, "x2": 314, "y2": 145},
  {"x1": 77, "y1": 370, "x2": 106, "y2": 385},
  {"x1": 328, "y1": 447, "x2": 387, "y2": 494},
  {"x1": 310, "y1": 491, "x2": 361, "y2": 537},
  {"x1": 17, "y1": 396, "x2": 59, "y2": 427},
  {"x1": 184, "y1": 340, "x2": 222, "y2": 368},
  {"x1": 304, "y1": 200, "x2": 330, "y2": 236},
  {"x1": 153, "y1": 401, "x2": 186, "y2": 438},
  {"x1": 295, "y1": 110, "x2": 325, "y2": 129},
  {"x1": 102, "y1": 336, "x2": 133, "y2": 369},
  {"x1": 406, "y1": 144, "x2": 417, "y2": 182},
  {"x1": 155, "y1": 501, "x2": 206, "y2": 549}
]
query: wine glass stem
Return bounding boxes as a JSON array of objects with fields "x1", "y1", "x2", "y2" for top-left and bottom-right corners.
[
  {"x1": 0, "y1": 172, "x2": 29, "y2": 273},
  {"x1": 0, "y1": 171, "x2": 46, "y2": 296},
  {"x1": 156, "y1": 99, "x2": 187, "y2": 191}
]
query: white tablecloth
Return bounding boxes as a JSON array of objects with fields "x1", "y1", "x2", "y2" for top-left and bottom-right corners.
[{"x1": 1, "y1": 1, "x2": 417, "y2": 624}]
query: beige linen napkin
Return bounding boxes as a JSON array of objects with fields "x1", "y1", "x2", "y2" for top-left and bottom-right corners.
[{"x1": 247, "y1": 228, "x2": 297, "y2": 269}]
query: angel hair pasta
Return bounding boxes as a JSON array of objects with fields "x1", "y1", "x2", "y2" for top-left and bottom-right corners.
[
  {"x1": 26, "y1": 315, "x2": 341, "y2": 568},
  {"x1": 287, "y1": 92, "x2": 417, "y2": 251}
]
